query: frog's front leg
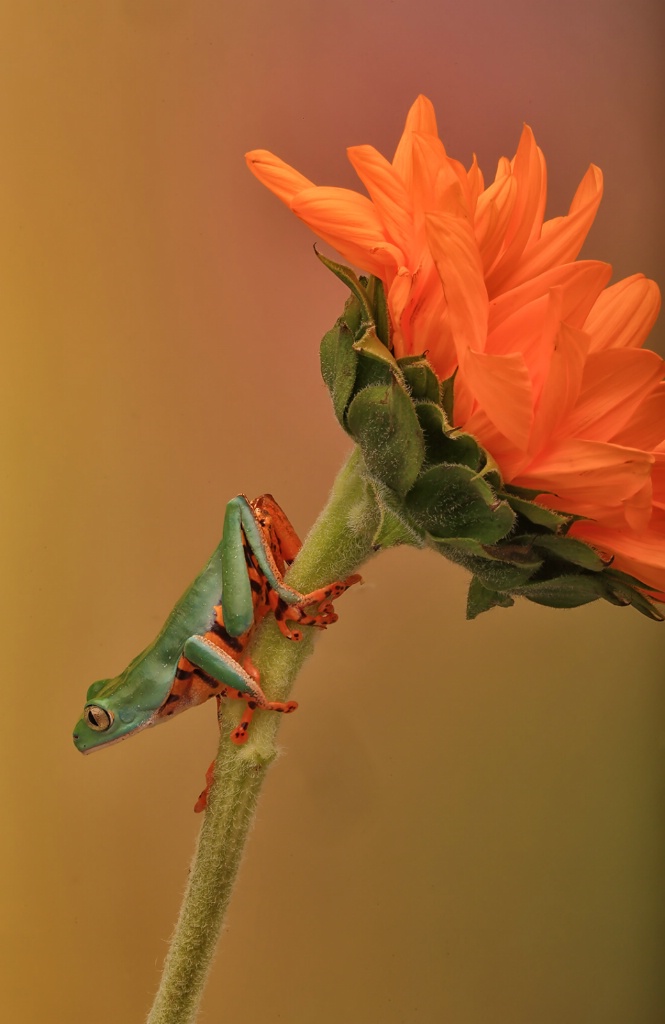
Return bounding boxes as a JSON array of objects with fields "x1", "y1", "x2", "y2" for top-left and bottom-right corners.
[{"x1": 269, "y1": 574, "x2": 363, "y2": 640}]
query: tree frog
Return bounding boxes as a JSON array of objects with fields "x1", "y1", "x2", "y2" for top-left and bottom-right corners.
[{"x1": 73, "y1": 494, "x2": 359, "y2": 807}]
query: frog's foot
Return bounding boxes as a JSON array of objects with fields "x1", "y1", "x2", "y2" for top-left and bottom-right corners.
[
  {"x1": 271, "y1": 574, "x2": 362, "y2": 640},
  {"x1": 194, "y1": 760, "x2": 216, "y2": 814},
  {"x1": 298, "y1": 600, "x2": 339, "y2": 626},
  {"x1": 229, "y1": 654, "x2": 297, "y2": 745},
  {"x1": 194, "y1": 691, "x2": 298, "y2": 807},
  {"x1": 273, "y1": 602, "x2": 338, "y2": 641},
  {"x1": 194, "y1": 696, "x2": 224, "y2": 813},
  {"x1": 231, "y1": 701, "x2": 256, "y2": 744},
  {"x1": 230, "y1": 697, "x2": 298, "y2": 745}
]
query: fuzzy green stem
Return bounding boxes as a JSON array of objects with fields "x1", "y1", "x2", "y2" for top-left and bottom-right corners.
[{"x1": 145, "y1": 450, "x2": 380, "y2": 1024}]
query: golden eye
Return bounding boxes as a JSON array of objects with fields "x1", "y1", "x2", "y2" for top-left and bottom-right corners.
[{"x1": 85, "y1": 705, "x2": 113, "y2": 732}]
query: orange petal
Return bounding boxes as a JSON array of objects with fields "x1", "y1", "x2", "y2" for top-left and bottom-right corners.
[
  {"x1": 564, "y1": 348, "x2": 665, "y2": 442},
  {"x1": 386, "y1": 257, "x2": 456, "y2": 375},
  {"x1": 466, "y1": 154, "x2": 484, "y2": 214},
  {"x1": 527, "y1": 146, "x2": 548, "y2": 246},
  {"x1": 386, "y1": 266, "x2": 415, "y2": 340},
  {"x1": 494, "y1": 155, "x2": 511, "y2": 182},
  {"x1": 392, "y1": 95, "x2": 439, "y2": 187},
  {"x1": 346, "y1": 145, "x2": 415, "y2": 254},
  {"x1": 558, "y1": 480, "x2": 653, "y2": 535},
  {"x1": 651, "y1": 454, "x2": 665, "y2": 510},
  {"x1": 462, "y1": 406, "x2": 533, "y2": 480},
  {"x1": 408, "y1": 270, "x2": 454, "y2": 367},
  {"x1": 460, "y1": 349, "x2": 533, "y2": 450},
  {"x1": 485, "y1": 125, "x2": 546, "y2": 295},
  {"x1": 410, "y1": 132, "x2": 452, "y2": 214},
  {"x1": 474, "y1": 174, "x2": 518, "y2": 274},
  {"x1": 516, "y1": 438, "x2": 653, "y2": 508},
  {"x1": 245, "y1": 150, "x2": 315, "y2": 204},
  {"x1": 499, "y1": 164, "x2": 603, "y2": 291},
  {"x1": 486, "y1": 290, "x2": 558, "y2": 404},
  {"x1": 529, "y1": 321, "x2": 589, "y2": 453},
  {"x1": 611, "y1": 383, "x2": 665, "y2": 450},
  {"x1": 443, "y1": 155, "x2": 478, "y2": 216},
  {"x1": 486, "y1": 290, "x2": 551, "y2": 359},
  {"x1": 583, "y1": 274, "x2": 661, "y2": 352},
  {"x1": 399, "y1": 93, "x2": 438, "y2": 136},
  {"x1": 570, "y1": 518, "x2": 665, "y2": 595},
  {"x1": 623, "y1": 477, "x2": 654, "y2": 533},
  {"x1": 488, "y1": 260, "x2": 611, "y2": 334},
  {"x1": 291, "y1": 186, "x2": 400, "y2": 278},
  {"x1": 425, "y1": 210, "x2": 488, "y2": 357}
]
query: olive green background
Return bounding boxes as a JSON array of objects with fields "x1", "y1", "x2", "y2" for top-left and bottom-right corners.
[{"x1": 2, "y1": 2, "x2": 664, "y2": 1022}]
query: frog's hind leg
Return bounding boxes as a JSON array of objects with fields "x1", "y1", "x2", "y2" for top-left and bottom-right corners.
[
  {"x1": 194, "y1": 729, "x2": 220, "y2": 814},
  {"x1": 226, "y1": 496, "x2": 362, "y2": 638},
  {"x1": 191, "y1": 652, "x2": 297, "y2": 812},
  {"x1": 184, "y1": 633, "x2": 297, "y2": 737},
  {"x1": 251, "y1": 493, "x2": 302, "y2": 567}
]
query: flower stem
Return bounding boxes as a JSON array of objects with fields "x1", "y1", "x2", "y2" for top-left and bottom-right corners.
[{"x1": 145, "y1": 449, "x2": 379, "y2": 1024}]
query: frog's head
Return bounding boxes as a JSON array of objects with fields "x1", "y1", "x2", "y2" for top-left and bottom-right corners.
[
  {"x1": 73, "y1": 647, "x2": 177, "y2": 753},
  {"x1": 73, "y1": 558, "x2": 220, "y2": 754},
  {"x1": 73, "y1": 676, "x2": 155, "y2": 752}
]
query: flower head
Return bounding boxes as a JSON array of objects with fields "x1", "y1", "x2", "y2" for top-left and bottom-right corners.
[{"x1": 247, "y1": 96, "x2": 664, "y2": 610}]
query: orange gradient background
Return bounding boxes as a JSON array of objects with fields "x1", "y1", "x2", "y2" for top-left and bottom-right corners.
[{"x1": 2, "y1": 3, "x2": 664, "y2": 1022}]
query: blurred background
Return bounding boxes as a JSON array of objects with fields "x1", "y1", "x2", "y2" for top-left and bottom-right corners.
[{"x1": 1, "y1": 2, "x2": 664, "y2": 1021}]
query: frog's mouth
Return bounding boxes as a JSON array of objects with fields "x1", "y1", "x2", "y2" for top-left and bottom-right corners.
[
  {"x1": 72, "y1": 715, "x2": 156, "y2": 753},
  {"x1": 73, "y1": 729, "x2": 131, "y2": 753}
]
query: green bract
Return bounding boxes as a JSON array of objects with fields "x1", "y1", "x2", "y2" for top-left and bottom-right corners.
[{"x1": 317, "y1": 254, "x2": 664, "y2": 622}]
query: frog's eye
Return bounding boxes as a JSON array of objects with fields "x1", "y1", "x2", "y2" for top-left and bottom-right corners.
[{"x1": 85, "y1": 705, "x2": 113, "y2": 732}]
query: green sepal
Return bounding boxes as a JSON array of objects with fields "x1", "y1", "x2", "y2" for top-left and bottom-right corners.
[
  {"x1": 437, "y1": 540, "x2": 543, "y2": 590},
  {"x1": 476, "y1": 448, "x2": 503, "y2": 490},
  {"x1": 315, "y1": 249, "x2": 373, "y2": 322},
  {"x1": 460, "y1": 540, "x2": 664, "y2": 620},
  {"x1": 504, "y1": 493, "x2": 571, "y2": 531},
  {"x1": 531, "y1": 534, "x2": 609, "y2": 572},
  {"x1": 601, "y1": 567, "x2": 653, "y2": 590},
  {"x1": 466, "y1": 577, "x2": 515, "y2": 619},
  {"x1": 365, "y1": 276, "x2": 392, "y2": 349},
  {"x1": 479, "y1": 468, "x2": 503, "y2": 491},
  {"x1": 601, "y1": 570, "x2": 665, "y2": 621},
  {"x1": 398, "y1": 356, "x2": 441, "y2": 404},
  {"x1": 415, "y1": 403, "x2": 482, "y2": 470},
  {"x1": 352, "y1": 354, "x2": 395, "y2": 394},
  {"x1": 512, "y1": 574, "x2": 606, "y2": 609},
  {"x1": 369, "y1": 479, "x2": 426, "y2": 550},
  {"x1": 431, "y1": 536, "x2": 488, "y2": 559},
  {"x1": 396, "y1": 354, "x2": 432, "y2": 367},
  {"x1": 353, "y1": 324, "x2": 401, "y2": 373},
  {"x1": 440, "y1": 371, "x2": 456, "y2": 424},
  {"x1": 346, "y1": 381, "x2": 425, "y2": 496},
  {"x1": 320, "y1": 317, "x2": 359, "y2": 429},
  {"x1": 405, "y1": 464, "x2": 515, "y2": 544},
  {"x1": 341, "y1": 289, "x2": 365, "y2": 336},
  {"x1": 503, "y1": 483, "x2": 551, "y2": 501}
]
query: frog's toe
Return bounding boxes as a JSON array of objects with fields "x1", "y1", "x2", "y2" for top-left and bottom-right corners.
[{"x1": 231, "y1": 725, "x2": 250, "y2": 745}]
